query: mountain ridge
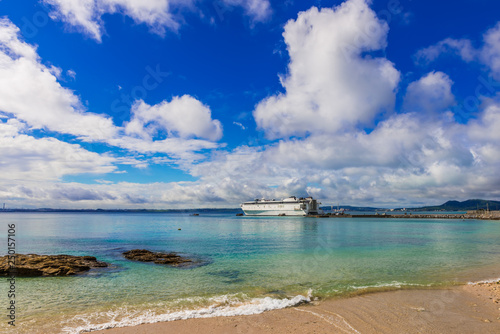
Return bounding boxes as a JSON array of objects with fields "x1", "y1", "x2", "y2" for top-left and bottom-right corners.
[
  {"x1": 402, "y1": 199, "x2": 500, "y2": 211},
  {"x1": 321, "y1": 199, "x2": 500, "y2": 212}
]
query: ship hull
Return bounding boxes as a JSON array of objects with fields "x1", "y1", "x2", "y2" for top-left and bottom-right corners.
[{"x1": 241, "y1": 209, "x2": 307, "y2": 216}]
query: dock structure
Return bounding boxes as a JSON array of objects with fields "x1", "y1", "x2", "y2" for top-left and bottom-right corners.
[{"x1": 307, "y1": 211, "x2": 500, "y2": 220}]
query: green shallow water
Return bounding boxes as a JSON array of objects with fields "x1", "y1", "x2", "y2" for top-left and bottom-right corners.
[{"x1": 1, "y1": 213, "x2": 500, "y2": 333}]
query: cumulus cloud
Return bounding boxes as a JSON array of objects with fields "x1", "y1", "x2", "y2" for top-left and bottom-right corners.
[
  {"x1": 481, "y1": 22, "x2": 500, "y2": 80},
  {"x1": 0, "y1": 119, "x2": 117, "y2": 181},
  {"x1": 103, "y1": 0, "x2": 180, "y2": 33},
  {"x1": 253, "y1": 0, "x2": 400, "y2": 139},
  {"x1": 125, "y1": 97, "x2": 223, "y2": 141},
  {"x1": 43, "y1": 0, "x2": 272, "y2": 41},
  {"x1": 0, "y1": 18, "x2": 39, "y2": 59},
  {"x1": 43, "y1": 0, "x2": 178, "y2": 41},
  {"x1": 468, "y1": 94, "x2": 500, "y2": 142},
  {"x1": 403, "y1": 71, "x2": 456, "y2": 115},
  {"x1": 416, "y1": 21, "x2": 500, "y2": 80}
]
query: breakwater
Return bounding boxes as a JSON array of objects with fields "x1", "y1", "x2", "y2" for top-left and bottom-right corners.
[{"x1": 310, "y1": 211, "x2": 500, "y2": 220}]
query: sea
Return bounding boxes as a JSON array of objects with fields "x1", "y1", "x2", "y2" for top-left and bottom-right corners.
[{"x1": 2, "y1": 211, "x2": 500, "y2": 333}]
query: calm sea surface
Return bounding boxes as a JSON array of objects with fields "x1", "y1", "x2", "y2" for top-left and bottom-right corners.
[{"x1": 1, "y1": 212, "x2": 500, "y2": 333}]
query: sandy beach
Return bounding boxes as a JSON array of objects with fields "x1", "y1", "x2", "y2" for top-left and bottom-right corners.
[{"x1": 96, "y1": 279, "x2": 500, "y2": 334}]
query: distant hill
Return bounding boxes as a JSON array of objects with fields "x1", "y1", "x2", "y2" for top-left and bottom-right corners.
[{"x1": 403, "y1": 199, "x2": 500, "y2": 212}]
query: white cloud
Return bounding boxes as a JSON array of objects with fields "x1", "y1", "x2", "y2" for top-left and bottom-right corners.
[
  {"x1": 43, "y1": 0, "x2": 178, "y2": 42},
  {"x1": 0, "y1": 119, "x2": 117, "y2": 181},
  {"x1": 125, "y1": 97, "x2": 223, "y2": 141},
  {"x1": 416, "y1": 38, "x2": 476, "y2": 63},
  {"x1": 253, "y1": 0, "x2": 400, "y2": 139},
  {"x1": 43, "y1": 0, "x2": 103, "y2": 41},
  {"x1": 0, "y1": 180, "x2": 242, "y2": 208},
  {"x1": 95, "y1": 179, "x2": 114, "y2": 184},
  {"x1": 416, "y1": 21, "x2": 500, "y2": 80},
  {"x1": 102, "y1": 0, "x2": 180, "y2": 35},
  {"x1": 43, "y1": 0, "x2": 272, "y2": 41},
  {"x1": 0, "y1": 18, "x2": 223, "y2": 163},
  {"x1": 403, "y1": 71, "x2": 456, "y2": 115},
  {"x1": 0, "y1": 18, "x2": 117, "y2": 141},
  {"x1": 108, "y1": 136, "x2": 220, "y2": 163},
  {"x1": 233, "y1": 121, "x2": 246, "y2": 130},
  {"x1": 468, "y1": 94, "x2": 500, "y2": 142},
  {"x1": 67, "y1": 69, "x2": 76, "y2": 79},
  {"x1": 221, "y1": 0, "x2": 271, "y2": 22},
  {"x1": 480, "y1": 22, "x2": 500, "y2": 80},
  {"x1": 0, "y1": 17, "x2": 39, "y2": 60}
]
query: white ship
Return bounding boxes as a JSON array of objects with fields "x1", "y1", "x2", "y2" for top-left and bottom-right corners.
[{"x1": 240, "y1": 196, "x2": 323, "y2": 216}]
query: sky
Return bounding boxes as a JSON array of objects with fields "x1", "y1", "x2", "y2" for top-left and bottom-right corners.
[{"x1": 0, "y1": 0, "x2": 499, "y2": 209}]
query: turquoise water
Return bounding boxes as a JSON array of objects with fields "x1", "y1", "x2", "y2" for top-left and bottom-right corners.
[{"x1": 1, "y1": 212, "x2": 500, "y2": 333}]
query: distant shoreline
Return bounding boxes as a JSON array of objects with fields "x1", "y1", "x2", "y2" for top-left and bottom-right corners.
[{"x1": 0, "y1": 208, "x2": 242, "y2": 213}]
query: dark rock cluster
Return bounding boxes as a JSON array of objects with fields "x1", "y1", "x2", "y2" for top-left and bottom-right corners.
[
  {"x1": 0, "y1": 249, "x2": 197, "y2": 277},
  {"x1": 123, "y1": 249, "x2": 193, "y2": 267},
  {"x1": 0, "y1": 254, "x2": 108, "y2": 276}
]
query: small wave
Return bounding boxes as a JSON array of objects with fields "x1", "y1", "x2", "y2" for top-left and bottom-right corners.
[
  {"x1": 62, "y1": 291, "x2": 311, "y2": 333},
  {"x1": 349, "y1": 281, "x2": 432, "y2": 290},
  {"x1": 467, "y1": 277, "x2": 500, "y2": 285}
]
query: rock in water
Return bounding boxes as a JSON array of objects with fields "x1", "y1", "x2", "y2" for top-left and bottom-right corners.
[
  {"x1": 0, "y1": 254, "x2": 108, "y2": 276},
  {"x1": 123, "y1": 249, "x2": 193, "y2": 267}
]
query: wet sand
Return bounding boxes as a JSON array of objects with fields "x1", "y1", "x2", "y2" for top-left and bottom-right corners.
[{"x1": 96, "y1": 279, "x2": 500, "y2": 334}]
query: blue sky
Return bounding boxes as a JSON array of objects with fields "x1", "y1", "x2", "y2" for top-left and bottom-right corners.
[{"x1": 1, "y1": 0, "x2": 500, "y2": 208}]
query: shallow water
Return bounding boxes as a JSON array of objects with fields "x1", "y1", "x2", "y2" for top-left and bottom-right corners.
[{"x1": 1, "y1": 212, "x2": 500, "y2": 333}]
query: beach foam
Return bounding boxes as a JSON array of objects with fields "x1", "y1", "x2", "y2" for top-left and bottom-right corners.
[
  {"x1": 348, "y1": 281, "x2": 432, "y2": 290},
  {"x1": 62, "y1": 292, "x2": 312, "y2": 333},
  {"x1": 467, "y1": 277, "x2": 500, "y2": 285}
]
